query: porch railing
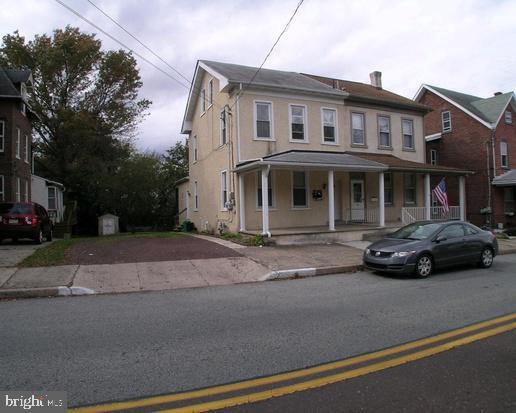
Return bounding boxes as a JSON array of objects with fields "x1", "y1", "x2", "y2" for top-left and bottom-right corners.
[
  {"x1": 343, "y1": 208, "x2": 378, "y2": 224},
  {"x1": 401, "y1": 206, "x2": 461, "y2": 225}
]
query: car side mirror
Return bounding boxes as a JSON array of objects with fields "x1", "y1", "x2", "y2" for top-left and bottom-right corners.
[{"x1": 435, "y1": 235, "x2": 447, "y2": 243}]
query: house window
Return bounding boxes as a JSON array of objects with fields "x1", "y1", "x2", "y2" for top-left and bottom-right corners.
[
  {"x1": 16, "y1": 128, "x2": 21, "y2": 159},
  {"x1": 504, "y1": 187, "x2": 515, "y2": 214},
  {"x1": 378, "y1": 116, "x2": 391, "y2": 147},
  {"x1": 193, "y1": 181, "x2": 198, "y2": 211},
  {"x1": 24, "y1": 179, "x2": 28, "y2": 202},
  {"x1": 402, "y1": 119, "x2": 414, "y2": 150},
  {"x1": 290, "y1": 105, "x2": 307, "y2": 142},
  {"x1": 192, "y1": 135, "x2": 198, "y2": 162},
  {"x1": 384, "y1": 172, "x2": 393, "y2": 205},
  {"x1": 441, "y1": 111, "x2": 452, "y2": 132},
  {"x1": 208, "y1": 79, "x2": 213, "y2": 107},
  {"x1": 505, "y1": 110, "x2": 512, "y2": 125},
  {"x1": 16, "y1": 177, "x2": 21, "y2": 202},
  {"x1": 220, "y1": 170, "x2": 228, "y2": 210},
  {"x1": 430, "y1": 149, "x2": 438, "y2": 165},
  {"x1": 24, "y1": 135, "x2": 29, "y2": 163},
  {"x1": 501, "y1": 141, "x2": 509, "y2": 168},
  {"x1": 255, "y1": 102, "x2": 272, "y2": 139},
  {"x1": 0, "y1": 120, "x2": 4, "y2": 152},
  {"x1": 351, "y1": 113, "x2": 365, "y2": 145},
  {"x1": 404, "y1": 173, "x2": 416, "y2": 205},
  {"x1": 48, "y1": 187, "x2": 57, "y2": 210},
  {"x1": 322, "y1": 108, "x2": 337, "y2": 143},
  {"x1": 21, "y1": 103, "x2": 26, "y2": 116},
  {"x1": 220, "y1": 109, "x2": 227, "y2": 145},
  {"x1": 292, "y1": 171, "x2": 308, "y2": 208},
  {"x1": 257, "y1": 171, "x2": 273, "y2": 208},
  {"x1": 200, "y1": 89, "x2": 206, "y2": 113},
  {"x1": 0, "y1": 175, "x2": 4, "y2": 201}
]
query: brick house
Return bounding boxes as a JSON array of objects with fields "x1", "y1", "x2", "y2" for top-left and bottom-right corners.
[
  {"x1": 415, "y1": 85, "x2": 516, "y2": 228},
  {"x1": 0, "y1": 68, "x2": 34, "y2": 203}
]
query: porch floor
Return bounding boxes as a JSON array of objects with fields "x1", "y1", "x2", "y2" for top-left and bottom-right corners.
[{"x1": 242, "y1": 222, "x2": 400, "y2": 236}]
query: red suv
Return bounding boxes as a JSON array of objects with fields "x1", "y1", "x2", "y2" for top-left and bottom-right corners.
[{"x1": 0, "y1": 202, "x2": 53, "y2": 244}]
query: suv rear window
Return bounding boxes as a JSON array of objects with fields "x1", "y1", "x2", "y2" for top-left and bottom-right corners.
[{"x1": 0, "y1": 203, "x2": 33, "y2": 215}]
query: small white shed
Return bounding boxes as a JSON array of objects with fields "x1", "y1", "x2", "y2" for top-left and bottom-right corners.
[{"x1": 98, "y1": 214, "x2": 119, "y2": 236}]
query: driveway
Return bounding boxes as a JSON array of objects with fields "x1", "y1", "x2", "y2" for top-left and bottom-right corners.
[{"x1": 0, "y1": 239, "x2": 51, "y2": 267}]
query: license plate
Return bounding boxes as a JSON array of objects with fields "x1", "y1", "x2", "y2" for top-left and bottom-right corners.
[{"x1": 8, "y1": 219, "x2": 19, "y2": 224}]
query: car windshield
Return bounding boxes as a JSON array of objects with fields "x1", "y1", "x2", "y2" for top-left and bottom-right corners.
[
  {"x1": 0, "y1": 203, "x2": 32, "y2": 215},
  {"x1": 389, "y1": 222, "x2": 442, "y2": 240}
]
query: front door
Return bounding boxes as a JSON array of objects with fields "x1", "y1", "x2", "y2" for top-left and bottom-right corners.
[
  {"x1": 334, "y1": 180, "x2": 342, "y2": 221},
  {"x1": 350, "y1": 179, "x2": 365, "y2": 221}
]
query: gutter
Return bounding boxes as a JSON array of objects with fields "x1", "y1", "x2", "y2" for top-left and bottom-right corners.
[{"x1": 233, "y1": 160, "x2": 387, "y2": 173}]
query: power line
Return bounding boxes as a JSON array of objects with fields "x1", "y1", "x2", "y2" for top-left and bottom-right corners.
[{"x1": 230, "y1": 0, "x2": 305, "y2": 110}]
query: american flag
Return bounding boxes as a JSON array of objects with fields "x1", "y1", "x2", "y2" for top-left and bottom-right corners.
[{"x1": 433, "y1": 178, "x2": 449, "y2": 212}]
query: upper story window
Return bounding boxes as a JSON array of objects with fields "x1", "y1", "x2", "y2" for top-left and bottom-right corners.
[
  {"x1": 500, "y1": 141, "x2": 509, "y2": 168},
  {"x1": 220, "y1": 109, "x2": 227, "y2": 145},
  {"x1": 200, "y1": 89, "x2": 206, "y2": 113},
  {"x1": 441, "y1": 111, "x2": 452, "y2": 133},
  {"x1": 192, "y1": 135, "x2": 198, "y2": 162},
  {"x1": 21, "y1": 102, "x2": 26, "y2": 116},
  {"x1": 384, "y1": 172, "x2": 393, "y2": 205},
  {"x1": 48, "y1": 187, "x2": 57, "y2": 210},
  {"x1": 430, "y1": 149, "x2": 438, "y2": 165},
  {"x1": 208, "y1": 79, "x2": 213, "y2": 107},
  {"x1": 402, "y1": 119, "x2": 414, "y2": 150},
  {"x1": 257, "y1": 171, "x2": 274, "y2": 208},
  {"x1": 16, "y1": 128, "x2": 21, "y2": 159},
  {"x1": 378, "y1": 116, "x2": 391, "y2": 148},
  {"x1": 505, "y1": 110, "x2": 513, "y2": 125},
  {"x1": 351, "y1": 112, "x2": 365, "y2": 145},
  {"x1": 20, "y1": 83, "x2": 28, "y2": 100},
  {"x1": 0, "y1": 120, "x2": 4, "y2": 152},
  {"x1": 255, "y1": 101, "x2": 273, "y2": 140},
  {"x1": 290, "y1": 105, "x2": 307, "y2": 142},
  {"x1": 322, "y1": 108, "x2": 337, "y2": 144},
  {"x1": 292, "y1": 171, "x2": 308, "y2": 208}
]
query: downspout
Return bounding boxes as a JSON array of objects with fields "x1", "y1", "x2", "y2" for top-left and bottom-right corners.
[
  {"x1": 489, "y1": 126, "x2": 497, "y2": 226},
  {"x1": 236, "y1": 83, "x2": 242, "y2": 163}
]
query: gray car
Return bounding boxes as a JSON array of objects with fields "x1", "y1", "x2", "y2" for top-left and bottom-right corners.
[{"x1": 363, "y1": 221, "x2": 499, "y2": 278}]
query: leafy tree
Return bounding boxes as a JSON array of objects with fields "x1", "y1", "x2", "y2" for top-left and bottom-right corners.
[
  {"x1": 0, "y1": 27, "x2": 151, "y2": 232},
  {"x1": 159, "y1": 141, "x2": 189, "y2": 220}
]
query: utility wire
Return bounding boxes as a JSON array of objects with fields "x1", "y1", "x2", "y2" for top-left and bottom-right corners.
[{"x1": 230, "y1": 0, "x2": 305, "y2": 110}]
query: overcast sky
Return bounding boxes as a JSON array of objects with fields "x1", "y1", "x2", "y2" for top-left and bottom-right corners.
[{"x1": 2, "y1": 0, "x2": 515, "y2": 153}]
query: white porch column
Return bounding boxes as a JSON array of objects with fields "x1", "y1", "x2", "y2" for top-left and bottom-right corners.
[
  {"x1": 239, "y1": 174, "x2": 246, "y2": 231},
  {"x1": 424, "y1": 173, "x2": 431, "y2": 220},
  {"x1": 379, "y1": 172, "x2": 385, "y2": 227},
  {"x1": 328, "y1": 170, "x2": 335, "y2": 231},
  {"x1": 459, "y1": 175, "x2": 466, "y2": 221},
  {"x1": 261, "y1": 167, "x2": 270, "y2": 236}
]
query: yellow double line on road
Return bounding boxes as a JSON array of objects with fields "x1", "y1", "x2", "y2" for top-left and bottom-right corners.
[{"x1": 72, "y1": 313, "x2": 516, "y2": 413}]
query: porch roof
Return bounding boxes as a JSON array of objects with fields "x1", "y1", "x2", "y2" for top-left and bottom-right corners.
[
  {"x1": 235, "y1": 150, "x2": 387, "y2": 173},
  {"x1": 235, "y1": 150, "x2": 472, "y2": 175},
  {"x1": 492, "y1": 169, "x2": 516, "y2": 186}
]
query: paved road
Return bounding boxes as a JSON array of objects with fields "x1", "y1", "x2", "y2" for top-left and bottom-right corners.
[{"x1": 1, "y1": 255, "x2": 515, "y2": 408}]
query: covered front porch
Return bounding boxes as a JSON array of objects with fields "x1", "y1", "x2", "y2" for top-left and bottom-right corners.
[{"x1": 235, "y1": 151, "x2": 470, "y2": 242}]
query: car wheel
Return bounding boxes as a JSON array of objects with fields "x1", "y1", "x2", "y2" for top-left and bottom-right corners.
[
  {"x1": 415, "y1": 254, "x2": 433, "y2": 278},
  {"x1": 46, "y1": 229, "x2": 53, "y2": 242},
  {"x1": 479, "y1": 247, "x2": 494, "y2": 268},
  {"x1": 34, "y1": 229, "x2": 43, "y2": 245}
]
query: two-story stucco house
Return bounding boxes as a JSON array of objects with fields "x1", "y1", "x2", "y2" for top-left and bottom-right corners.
[{"x1": 177, "y1": 61, "x2": 470, "y2": 243}]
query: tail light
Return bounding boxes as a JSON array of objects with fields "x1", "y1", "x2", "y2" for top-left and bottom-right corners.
[{"x1": 24, "y1": 215, "x2": 38, "y2": 227}]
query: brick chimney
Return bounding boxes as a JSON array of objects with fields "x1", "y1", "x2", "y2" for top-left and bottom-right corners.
[{"x1": 370, "y1": 71, "x2": 382, "y2": 89}]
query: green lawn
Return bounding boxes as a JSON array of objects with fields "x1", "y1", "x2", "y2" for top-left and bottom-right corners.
[{"x1": 19, "y1": 232, "x2": 184, "y2": 268}]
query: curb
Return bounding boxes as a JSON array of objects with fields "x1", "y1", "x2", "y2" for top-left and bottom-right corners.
[
  {"x1": 0, "y1": 286, "x2": 95, "y2": 299},
  {"x1": 261, "y1": 264, "x2": 362, "y2": 281}
]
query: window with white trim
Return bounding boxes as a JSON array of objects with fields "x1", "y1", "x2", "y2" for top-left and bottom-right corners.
[
  {"x1": 16, "y1": 128, "x2": 21, "y2": 159},
  {"x1": 16, "y1": 177, "x2": 21, "y2": 202},
  {"x1": 0, "y1": 120, "x2": 4, "y2": 152},
  {"x1": 200, "y1": 89, "x2": 206, "y2": 113},
  {"x1": 378, "y1": 116, "x2": 391, "y2": 147},
  {"x1": 0, "y1": 175, "x2": 4, "y2": 201},
  {"x1": 322, "y1": 108, "x2": 337, "y2": 143},
  {"x1": 48, "y1": 187, "x2": 57, "y2": 210},
  {"x1": 194, "y1": 181, "x2": 198, "y2": 211},
  {"x1": 24, "y1": 134, "x2": 29, "y2": 163},
  {"x1": 441, "y1": 111, "x2": 452, "y2": 132},
  {"x1": 351, "y1": 113, "x2": 365, "y2": 145},
  {"x1": 292, "y1": 171, "x2": 308, "y2": 208},
  {"x1": 403, "y1": 173, "x2": 416, "y2": 205},
  {"x1": 192, "y1": 135, "x2": 198, "y2": 162},
  {"x1": 23, "y1": 179, "x2": 28, "y2": 202},
  {"x1": 290, "y1": 105, "x2": 306, "y2": 141},
  {"x1": 505, "y1": 110, "x2": 512, "y2": 125},
  {"x1": 430, "y1": 149, "x2": 437, "y2": 165},
  {"x1": 255, "y1": 102, "x2": 272, "y2": 139},
  {"x1": 504, "y1": 187, "x2": 515, "y2": 214},
  {"x1": 220, "y1": 109, "x2": 227, "y2": 145},
  {"x1": 402, "y1": 119, "x2": 414, "y2": 149},
  {"x1": 208, "y1": 79, "x2": 213, "y2": 107},
  {"x1": 501, "y1": 141, "x2": 509, "y2": 168},
  {"x1": 220, "y1": 171, "x2": 228, "y2": 210},
  {"x1": 384, "y1": 172, "x2": 393, "y2": 205},
  {"x1": 257, "y1": 171, "x2": 273, "y2": 208}
]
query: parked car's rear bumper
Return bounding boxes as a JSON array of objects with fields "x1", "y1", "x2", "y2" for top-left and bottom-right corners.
[{"x1": 0, "y1": 226, "x2": 38, "y2": 240}]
